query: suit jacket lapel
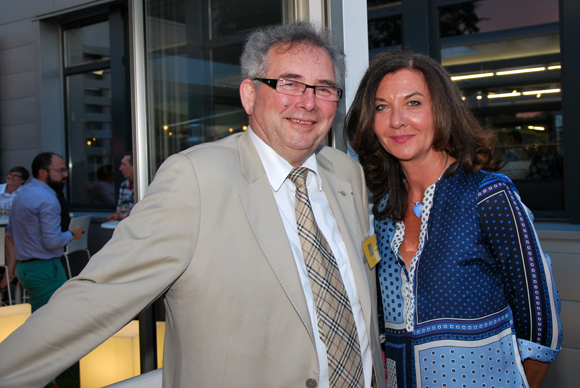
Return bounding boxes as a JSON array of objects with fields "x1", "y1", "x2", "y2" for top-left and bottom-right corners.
[
  {"x1": 237, "y1": 132, "x2": 316, "y2": 344},
  {"x1": 316, "y1": 151, "x2": 373, "y2": 334}
]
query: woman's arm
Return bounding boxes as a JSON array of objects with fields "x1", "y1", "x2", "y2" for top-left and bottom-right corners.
[
  {"x1": 477, "y1": 173, "x2": 562, "y2": 385},
  {"x1": 523, "y1": 359, "x2": 551, "y2": 388}
]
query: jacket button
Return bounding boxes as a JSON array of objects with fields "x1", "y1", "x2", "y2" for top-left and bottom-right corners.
[{"x1": 305, "y1": 378, "x2": 317, "y2": 388}]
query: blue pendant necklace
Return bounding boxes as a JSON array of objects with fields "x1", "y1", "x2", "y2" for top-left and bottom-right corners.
[
  {"x1": 408, "y1": 154, "x2": 449, "y2": 218},
  {"x1": 410, "y1": 200, "x2": 424, "y2": 218}
]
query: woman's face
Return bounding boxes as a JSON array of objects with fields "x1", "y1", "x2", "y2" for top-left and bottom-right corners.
[
  {"x1": 373, "y1": 69, "x2": 436, "y2": 164},
  {"x1": 6, "y1": 171, "x2": 24, "y2": 187}
]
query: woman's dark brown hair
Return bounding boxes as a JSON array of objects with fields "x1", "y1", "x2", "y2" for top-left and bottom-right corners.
[{"x1": 345, "y1": 50, "x2": 504, "y2": 221}]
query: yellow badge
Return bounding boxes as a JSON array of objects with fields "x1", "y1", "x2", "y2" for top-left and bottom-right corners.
[{"x1": 362, "y1": 235, "x2": 381, "y2": 269}]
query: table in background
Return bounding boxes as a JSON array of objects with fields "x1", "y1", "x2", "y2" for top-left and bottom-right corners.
[{"x1": 100, "y1": 221, "x2": 119, "y2": 230}]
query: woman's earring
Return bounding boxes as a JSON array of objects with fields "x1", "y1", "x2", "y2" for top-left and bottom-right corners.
[{"x1": 284, "y1": 103, "x2": 288, "y2": 107}]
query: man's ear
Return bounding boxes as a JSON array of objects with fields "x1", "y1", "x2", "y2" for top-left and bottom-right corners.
[
  {"x1": 38, "y1": 168, "x2": 48, "y2": 181},
  {"x1": 240, "y1": 79, "x2": 256, "y2": 116}
]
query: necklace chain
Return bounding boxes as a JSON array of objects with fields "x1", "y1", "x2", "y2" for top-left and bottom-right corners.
[{"x1": 407, "y1": 154, "x2": 449, "y2": 217}]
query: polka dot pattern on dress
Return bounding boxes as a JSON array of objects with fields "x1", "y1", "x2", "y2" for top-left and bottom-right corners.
[
  {"x1": 416, "y1": 334, "x2": 525, "y2": 388},
  {"x1": 374, "y1": 167, "x2": 562, "y2": 387}
]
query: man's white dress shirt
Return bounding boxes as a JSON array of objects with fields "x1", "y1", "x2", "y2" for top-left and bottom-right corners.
[{"x1": 250, "y1": 129, "x2": 372, "y2": 388}]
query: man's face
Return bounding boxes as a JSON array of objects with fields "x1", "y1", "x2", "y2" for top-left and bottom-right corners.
[
  {"x1": 45, "y1": 155, "x2": 68, "y2": 192},
  {"x1": 6, "y1": 171, "x2": 24, "y2": 186},
  {"x1": 119, "y1": 156, "x2": 134, "y2": 181},
  {"x1": 240, "y1": 43, "x2": 339, "y2": 167}
]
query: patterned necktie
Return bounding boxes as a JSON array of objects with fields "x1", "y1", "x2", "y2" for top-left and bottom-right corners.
[
  {"x1": 56, "y1": 190, "x2": 71, "y2": 232},
  {"x1": 288, "y1": 167, "x2": 364, "y2": 388}
]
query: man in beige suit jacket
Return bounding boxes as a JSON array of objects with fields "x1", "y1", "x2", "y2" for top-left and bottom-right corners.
[{"x1": 0, "y1": 22, "x2": 386, "y2": 388}]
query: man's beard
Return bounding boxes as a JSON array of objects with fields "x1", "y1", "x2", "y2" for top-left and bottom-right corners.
[{"x1": 46, "y1": 174, "x2": 65, "y2": 192}]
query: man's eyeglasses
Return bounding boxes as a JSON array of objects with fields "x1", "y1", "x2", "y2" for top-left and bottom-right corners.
[
  {"x1": 47, "y1": 168, "x2": 69, "y2": 175},
  {"x1": 254, "y1": 78, "x2": 343, "y2": 102}
]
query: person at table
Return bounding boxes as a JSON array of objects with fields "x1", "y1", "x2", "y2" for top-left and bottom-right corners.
[
  {"x1": 0, "y1": 166, "x2": 30, "y2": 292},
  {"x1": 0, "y1": 166, "x2": 30, "y2": 209},
  {"x1": 4, "y1": 152, "x2": 83, "y2": 312},
  {"x1": 0, "y1": 22, "x2": 386, "y2": 388},
  {"x1": 108, "y1": 153, "x2": 135, "y2": 221},
  {"x1": 345, "y1": 49, "x2": 562, "y2": 388}
]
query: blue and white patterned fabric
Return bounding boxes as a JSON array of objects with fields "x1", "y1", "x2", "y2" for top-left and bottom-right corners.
[
  {"x1": 116, "y1": 178, "x2": 135, "y2": 210},
  {"x1": 375, "y1": 165, "x2": 562, "y2": 388}
]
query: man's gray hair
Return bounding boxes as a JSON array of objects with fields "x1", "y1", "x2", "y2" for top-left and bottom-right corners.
[{"x1": 240, "y1": 21, "x2": 346, "y2": 86}]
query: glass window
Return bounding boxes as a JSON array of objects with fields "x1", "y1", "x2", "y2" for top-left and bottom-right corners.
[
  {"x1": 144, "y1": 0, "x2": 286, "y2": 174},
  {"x1": 368, "y1": 0, "x2": 400, "y2": 7},
  {"x1": 367, "y1": 1, "x2": 402, "y2": 56},
  {"x1": 210, "y1": 0, "x2": 282, "y2": 39},
  {"x1": 64, "y1": 21, "x2": 110, "y2": 67},
  {"x1": 443, "y1": 0, "x2": 564, "y2": 217},
  {"x1": 457, "y1": 75, "x2": 564, "y2": 214},
  {"x1": 439, "y1": 0, "x2": 559, "y2": 66},
  {"x1": 67, "y1": 70, "x2": 115, "y2": 206},
  {"x1": 486, "y1": 108, "x2": 563, "y2": 212},
  {"x1": 64, "y1": 20, "x2": 115, "y2": 208},
  {"x1": 63, "y1": 13, "x2": 131, "y2": 210}
]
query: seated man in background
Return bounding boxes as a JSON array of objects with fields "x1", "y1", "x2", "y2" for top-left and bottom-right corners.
[
  {"x1": 108, "y1": 153, "x2": 135, "y2": 221},
  {"x1": 0, "y1": 166, "x2": 30, "y2": 209},
  {"x1": 0, "y1": 166, "x2": 30, "y2": 292}
]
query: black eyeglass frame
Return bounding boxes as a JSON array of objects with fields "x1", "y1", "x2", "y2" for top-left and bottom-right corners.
[
  {"x1": 46, "y1": 167, "x2": 69, "y2": 175},
  {"x1": 253, "y1": 78, "x2": 343, "y2": 101}
]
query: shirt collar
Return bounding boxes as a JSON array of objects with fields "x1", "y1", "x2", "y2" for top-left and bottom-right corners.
[
  {"x1": 31, "y1": 177, "x2": 56, "y2": 195},
  {"x1": 248, "y1": 128, "x2": 323, "y2": 192}
]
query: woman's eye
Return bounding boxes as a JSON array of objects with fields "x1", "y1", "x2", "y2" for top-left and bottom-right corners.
[
  {"x1": 376, "y1": 104, "x2": 387, "y2": 111},
  {"x1": 408, "y1": 101, "x2": 421, "y2": 107}
]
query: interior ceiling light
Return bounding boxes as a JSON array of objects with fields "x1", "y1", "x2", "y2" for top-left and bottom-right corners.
[
  {"x1": 451, "y1": 72, "x2": 494, "y2": 81},
  {"x1": 522, "y1": 89, "x2": 561, "y2": 95},
  {"x1": 488, "y1": 91, "x2": 521, "y2": 99},
  {"x1": 548, "y1": 65, "x2": 561, "y2": 70},
  {"x1": 496, "y1": 67, "x2": 545, "y2": 76},
  {"x1": 528, "y1": 126, "x2": 545, "y2": 131}
]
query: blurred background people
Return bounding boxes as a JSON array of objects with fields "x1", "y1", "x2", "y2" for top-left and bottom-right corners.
[
  {"x1": 108, "y1": 153, "x2": 134, "y2": 221},
  {"x1": 0, "y1": 166, "x2": 30, "y2": 296},
  {"x1": 86, "y1": 164, "x2": 115, "y2": 204},
  {"x1": 0, "y1": 166, "x2": 30, "y2": 210},
  {"x1": 503, "y1": 130, "x2": 524, "y2": 161},
  {"x1": 346, "y1": 50, "x2": 562, "y2": 388},
  {"x1": 5, "y1": 152, "x2": 82, "y2": 312}
]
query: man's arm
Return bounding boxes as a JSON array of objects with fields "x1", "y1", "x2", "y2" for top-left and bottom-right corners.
[
  {"x1": 0, "y1": 153, "x2": 201, "y2": 388},
  {"x1": 108, "y1": 209, "x2": 124, "y2": 221},
  {"x1": 38, "y1": 196, "x2": 74, "y2": 249}
]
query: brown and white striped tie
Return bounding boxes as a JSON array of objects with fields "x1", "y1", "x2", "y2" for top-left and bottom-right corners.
[{"x1": 288, "y1": 167, "x2": 364, "y2": 387}]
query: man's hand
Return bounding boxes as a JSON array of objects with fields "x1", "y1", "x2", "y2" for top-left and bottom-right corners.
[
  {"x1": 523, "y1": 359, "x2": 550, "y2": 388},
  {"x1": 70, "y1": 225, "x2": 83, "y2": 240},
  {"x1": 108, "y1": 210, "x2": 123, "y2": 221}
]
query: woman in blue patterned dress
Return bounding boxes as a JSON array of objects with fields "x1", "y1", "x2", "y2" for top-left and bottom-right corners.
[{"x1": 345, "y1": 50, "x2": 562, "y2": 388}]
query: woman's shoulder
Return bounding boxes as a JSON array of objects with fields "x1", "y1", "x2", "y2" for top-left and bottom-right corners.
[
  {"x1": 477, "y1": 169, "x2": 517, "y2": 190},
  {"x1": 448, "y1": 165, "x2": 515, "y2": 190}
]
